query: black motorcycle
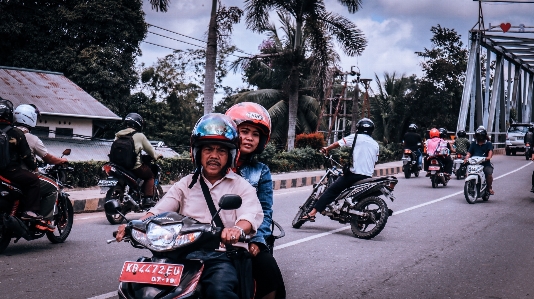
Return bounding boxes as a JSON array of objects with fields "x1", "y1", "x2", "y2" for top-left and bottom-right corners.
[
  {"x1": 427, "y1": 155, "x2": 450, "y2": 188},
  {"x1": 292, "y1": 156, "x2": 397, "y2": 239},
  {"x1": 402, "y1": 148, "x2": 420, "y2": 179},
  {"x1": 105, "y1": 195, "x2": 284, "y2": 299},
  {"x1": 526, "y1": 142, "x2": 531, "y2": 160},
  {"x1": 0, "y1": 149, "x2": 74, "y2": 254},
  {"x1": 99, "y1": 155, "x2": 165, "y2": 224}
]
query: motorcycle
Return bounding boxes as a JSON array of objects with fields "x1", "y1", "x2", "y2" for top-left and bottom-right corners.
[
  {"x1": 526, "y1": 142, "x2": 531, "y2": 160},
  {"x1": 292, "y1": 155, "x2": 398, "y2": 239},
  {"x1": 427, "y1": 155, "x2": 450, "y2": 188},
  {"x1": 452, "y1": 153, "x2": 467, "y2": 180},
  {"x1": 105, "y1": 195, "x2": 285, "y2": 299},
  {"x1": 99, "y1": 155, "x2": 165, "y2": 224},
  {"x1": 0, "y1": 149, "x2": 74, "y2": 254},
  {"x1": 464, "y1": 156, "x2": 491, "y2": 204},
  {"x1": 402, "y1": 148, "x2": 420, "y2": 179}
]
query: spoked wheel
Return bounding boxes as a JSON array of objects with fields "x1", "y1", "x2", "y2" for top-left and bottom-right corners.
[
  {"x1": 350, "y1": 196, "x2": 389, "y2": 239},
  {"x1": 46, "y1": 197, "x2": 74, "y2": 243},
  {"x1": 0, "y1": 225, "x2": 12, "y2": 254},
  {"x1": 464, "y1": 179, "x2": 478, "y2": 204},
  {"x1": 292, "y1": 195, "x2": 316, "y2": 229},
  {"x1": 105, "y1": 186, "x2": 126, "y2": 224}
]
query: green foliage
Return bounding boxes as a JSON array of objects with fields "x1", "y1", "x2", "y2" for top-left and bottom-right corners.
[
  {"x1": 66, "y1": 158, "x2": 194, "y2": 188},
  {"x1": 258, "y1": 146, "x2": 324, "y2": 173},
  {"x1": 0, "y1": 0, "x2": 147, "y2": 118},
  {"x1": 412, "y1": 25, "x2": 468, "y2": 132},
  {"x1": 295, "y1": 132, "x2": 326, "y2": 149}
]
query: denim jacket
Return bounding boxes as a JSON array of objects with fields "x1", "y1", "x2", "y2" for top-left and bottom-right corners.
[{"x1": 238, "y1": 161, "x2": 273, "y2": 246}]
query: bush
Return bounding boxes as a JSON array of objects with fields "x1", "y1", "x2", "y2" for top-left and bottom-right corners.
[
  {"x1": 295, "y1": 132, "x2": 326, "y2": 149},
  {"x1": 259, "y1": 146, "x2": 324, "y2": 173},
  {"x1": 65, "y1": 158, "x2": 194, "y2": 188}
]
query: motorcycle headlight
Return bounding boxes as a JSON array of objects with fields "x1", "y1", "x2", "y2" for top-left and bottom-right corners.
[{"x1": 131, "y1": 223, "x2": 202, "y2": 252}]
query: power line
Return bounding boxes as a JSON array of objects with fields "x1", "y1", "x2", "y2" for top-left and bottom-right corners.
[
  {"x1": 147, "y1": 22, "x2": 254, "y2": 56},
  {"x1": 142, "y1": 40, "x2": 247, "y2": 59},
  {"x1": 148, "y1": 31, "x2": 204, "y2": 48}
]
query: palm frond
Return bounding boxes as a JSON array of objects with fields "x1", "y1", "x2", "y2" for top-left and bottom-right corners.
[
  {"x1": 318, "y1": 11, "x2": 366, "y2": 56},
  {"x1": 336, "y1": 0, "x2": 363, "y2": 13},
  {"x1": 268, "y1": 100, "x2": 289, "y2": 143},
  {"x1": 235, "y1": 89, "x2": 285, "y2": 108},
  {"x1": 148, "y1": 0, "x2": 170, "y2": 12}
]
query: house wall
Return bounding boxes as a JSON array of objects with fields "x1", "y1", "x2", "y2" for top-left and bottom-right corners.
[{"x1": 37, "y1": 116, "x2": 93, "y2": 138}]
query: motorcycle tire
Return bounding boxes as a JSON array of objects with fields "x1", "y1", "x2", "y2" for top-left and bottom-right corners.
[
  {"x1": 105, "y1": 186, "x2": 125, "y2": 225},
  {"x1": 350, "y1": 196, "x2": 389, "y2": 239},
  {"x1": 0, "y1": 225, "x2": 11, "y2": 254},
  {"x1": 464, "y1": 179, "x2": 478, "y2": 204},
  {"x1": 403, "y1": 166, "x2": 411, "y2": 179},
  {"x1": 431, "y1": 177, "x2": 437, "y2": 188},
  {"x1": 414, "y1": 170, "x2": 419, "y2": 177},
  {"x1": 526, "y1": 151, "x2": 530, "y2": 160},
  {"x1": 292, "y1": 195, "x2": 316, "y2": 229},
  {"x1": 156, "y1": 184, "x2": 165, "y2": 200},
  {"x1": 46, "y1": 197, "x2": 74, "y2": 243}
]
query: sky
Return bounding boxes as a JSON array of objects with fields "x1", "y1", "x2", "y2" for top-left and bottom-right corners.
[{"x1": 138, "y1": 0, "x2": 534, "y2": 102}]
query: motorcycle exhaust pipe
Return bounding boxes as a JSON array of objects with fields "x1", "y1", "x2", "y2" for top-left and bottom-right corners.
[{"x1": 124, "y1": 194, "x2": 140, "y2": 209}]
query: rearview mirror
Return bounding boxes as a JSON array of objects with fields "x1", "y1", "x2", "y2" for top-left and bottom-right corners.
[
  {"x1": 218, "y1": 194, "x2": 242, "y2": 210},
  {"x1": 62, "y1": 149, "x2": 71, "y2": 156}
]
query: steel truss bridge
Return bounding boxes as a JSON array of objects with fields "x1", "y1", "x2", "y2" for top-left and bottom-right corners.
[{"x1": 457, "y1": 0, "x2": 534, "y2": 142}]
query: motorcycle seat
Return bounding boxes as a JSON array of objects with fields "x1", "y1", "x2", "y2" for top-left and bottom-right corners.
[
  {"x1": 109, "y1": 163, "x2": 140, "y2": 181},
  {"x1": 352, "y1": 176, "x2": 393, "y2": 186}
]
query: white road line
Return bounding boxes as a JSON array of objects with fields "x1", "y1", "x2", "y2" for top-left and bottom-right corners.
[
  {"x1": 87, "y1": 291, "x2": 116, "y2": 299},
  {"x1": 89, "y1": 161, "x2": 532, "y2": 299}
]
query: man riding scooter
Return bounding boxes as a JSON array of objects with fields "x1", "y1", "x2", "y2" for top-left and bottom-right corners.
[{"x1": 403, "y1": 123, "x2": 423, "y2": 170}]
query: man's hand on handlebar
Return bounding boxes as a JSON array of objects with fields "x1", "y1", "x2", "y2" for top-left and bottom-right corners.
[
  {"x1": 115, "y1": 224, "x2": 127, "y2": 242},
  {"x1": 320, "y1": 147, "x2": 329, "y2": 155}
]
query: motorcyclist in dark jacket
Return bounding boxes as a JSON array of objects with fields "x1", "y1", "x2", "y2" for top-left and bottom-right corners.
[{"x1": 403, "y1": 123, "x2": 423, "y2": 169}]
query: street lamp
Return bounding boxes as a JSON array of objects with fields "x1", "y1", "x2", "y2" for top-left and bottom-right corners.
[{"x1": 360, "y1": 79, "x2": 372, "y2": 119}]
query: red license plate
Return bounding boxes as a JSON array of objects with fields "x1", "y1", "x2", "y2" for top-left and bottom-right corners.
[
  {"x1": 428, "y1": 166, "x2": 440, "y2": 171},
  {"x1": 119, "y1": 262, "x2": 184, "y2": 286}
]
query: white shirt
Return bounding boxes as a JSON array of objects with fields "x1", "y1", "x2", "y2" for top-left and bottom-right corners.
[{"x1": 337, "y1": 133, "x2": 379, "y2": 177}]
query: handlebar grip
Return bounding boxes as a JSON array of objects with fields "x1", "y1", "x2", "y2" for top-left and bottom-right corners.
[{"x1": 238, "y1": 235, "x2": 251, "y2": 243}]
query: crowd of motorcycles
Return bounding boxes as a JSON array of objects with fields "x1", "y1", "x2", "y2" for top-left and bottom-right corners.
[{"x1": 1, "y1": 146, "x2": 497, "y2": 298}]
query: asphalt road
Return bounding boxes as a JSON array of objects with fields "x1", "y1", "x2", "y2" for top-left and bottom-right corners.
[{"x1": 2, "y1": 154, "x2": 534, "y2": 299}]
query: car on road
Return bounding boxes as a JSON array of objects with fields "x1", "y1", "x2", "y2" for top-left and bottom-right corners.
[{"x1": 506, "y1": 123, "x2": 533, "y2": 155}]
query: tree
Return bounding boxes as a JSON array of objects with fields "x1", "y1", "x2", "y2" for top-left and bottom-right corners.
[
  {"x1": 371, "y1": 72, "x2": 417, "y2": 144},
  {"x1": 0, "y1": 0, "x2": 148, "y2": 118},
  {"x1": 413, "y1": 25, "x2": 468, "y2": 132},
  {"x1": 244, "y1": 0, "x2": 367, "y2": 150}
]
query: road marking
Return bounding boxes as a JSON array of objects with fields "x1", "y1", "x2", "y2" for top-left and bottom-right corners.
[
  {"x1": 87, "y1": 291, "x2": 116, "y2": 299},
  {"x1": 89, "y1": 161, "x2": 531, "y2": 299}
]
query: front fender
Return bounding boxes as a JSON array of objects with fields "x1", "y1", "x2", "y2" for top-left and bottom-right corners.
[{"x1": 465, "y1": 174, "x2": 479, "y2": 184}]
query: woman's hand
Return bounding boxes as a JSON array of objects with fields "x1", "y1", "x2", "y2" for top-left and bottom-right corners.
[{"x1": 249, "y1": 243, "x2": 261, "y2": 257}]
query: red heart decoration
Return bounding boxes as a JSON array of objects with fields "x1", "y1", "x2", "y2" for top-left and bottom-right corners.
[{"x1": 500, "y1": 23, "x2": 511, "y2": 33}]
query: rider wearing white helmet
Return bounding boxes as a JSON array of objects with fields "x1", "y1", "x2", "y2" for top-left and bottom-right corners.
[{"x1": 14, "y1": 104, "x2": 68, "y2": 231}]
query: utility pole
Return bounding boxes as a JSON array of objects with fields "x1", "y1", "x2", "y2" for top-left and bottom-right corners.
[{"x1": 351, "y1": 66, "x2": 361, "y2": 134}]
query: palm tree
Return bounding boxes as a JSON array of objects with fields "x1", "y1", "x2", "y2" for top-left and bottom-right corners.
[
  {"x1": 244, "y1": 0, "x2": 367, "y2": 150},
  {"x1": 371, "y1": 72, "x2": 416, "y2": 144}
]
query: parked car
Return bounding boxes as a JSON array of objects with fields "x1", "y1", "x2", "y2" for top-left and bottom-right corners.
[{"x1": 506, "y1": 123, "x2": 533, "y2": 155}]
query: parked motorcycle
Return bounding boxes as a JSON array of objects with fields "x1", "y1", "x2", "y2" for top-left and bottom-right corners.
[
  {"x1": 105, "y1": 194, "x2": 284, "y2": 299},
  {"x1": 452, "y1": 153, "x2": 467, "y2": 180},
  {"x1": 427, "y1": 155, "x2": 450, "y2": 188},
  {"x1": 464, "y1": 156, "x2": 491, "y2": 204},
  {"x1": 292, "y1": 156, "x2": 397, "y2": 239},
  {"x1": 402, "y1": 148, "x2": 420, "y2": 178},
  {"x1": 99, "y1": 155, "x2": 165, "y2": 224},
  {"x1": 526, "y1": 142, "x2": 531, "y2": 160},
  {"x1": 0, "y1": 149, "x2": 74, "y2": 254}
]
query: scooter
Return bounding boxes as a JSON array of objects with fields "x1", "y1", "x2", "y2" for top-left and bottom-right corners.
[
  {"x1": 105, "y1": 195, "x2": 285, "y2": 299},
  {"x1": 464, "y1": 156, "x2": 491, "y2": 204},
  {"x1": 427, "y1": 155, "x2": 450, "y2": 188},
  {"x1": 402, "y1": 149, "x2": 420, "y2": 179},
  {"x1": 452, "y1": 153, "x2": 467, "y2": 179}
]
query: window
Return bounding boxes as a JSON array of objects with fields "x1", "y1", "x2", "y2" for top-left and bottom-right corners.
[
  {"x1": 33, "y1": 126, "x2": 49, "y2": 138},
  {"x1": 55, "y1": 128, "x2": 73, "y2": 138}
]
